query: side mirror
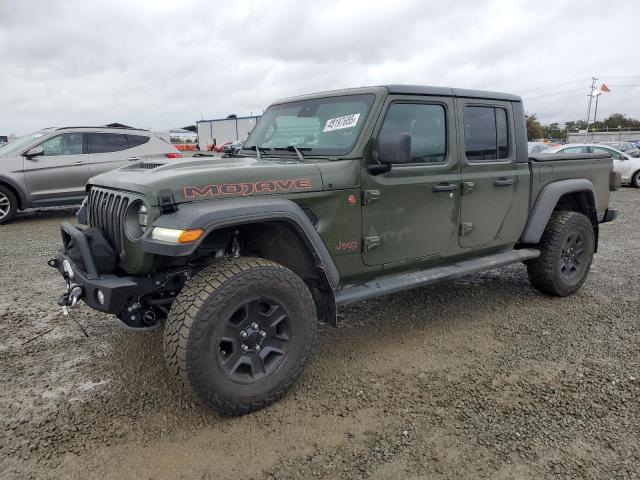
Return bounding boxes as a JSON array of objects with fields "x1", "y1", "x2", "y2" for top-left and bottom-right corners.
[
  {"x1": 24, "y1": 146, "x2": 44, "y2": 158},
  {"x1": 377, "y1": 133, "x2": 411, "y2": 165}
]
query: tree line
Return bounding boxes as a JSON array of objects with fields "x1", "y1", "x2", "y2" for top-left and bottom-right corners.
[{"x1": 526, "y1": 113, "x2": 640, "y2": 140}]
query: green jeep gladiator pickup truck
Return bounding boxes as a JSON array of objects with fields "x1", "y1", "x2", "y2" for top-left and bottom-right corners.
[{"x1": 51, "y1": 85, "x2": 619, "y2": 415}]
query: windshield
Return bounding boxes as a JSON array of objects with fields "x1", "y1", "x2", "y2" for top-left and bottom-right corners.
[
  {"x1": 243, "y1": 94, "x2": 375, "y2": 156},
  {"x1": 0, "y1": 131, "x2": 50, "y2": 157}
]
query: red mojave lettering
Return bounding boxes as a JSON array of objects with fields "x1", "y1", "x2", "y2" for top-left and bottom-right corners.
[{"x1": 184, "y1": 178, "x2": 312, "y2": 199}]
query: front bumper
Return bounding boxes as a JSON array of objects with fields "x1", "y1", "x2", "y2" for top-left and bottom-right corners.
[
  {"x1": 53, "y1": 250, "x2": 147, "y2": 314},
  {"x1": 52, "y1": 223, "x2": 186, "y2": 319}
]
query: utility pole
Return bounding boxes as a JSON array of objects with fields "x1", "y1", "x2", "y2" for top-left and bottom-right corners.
[{"x1": 585, "y1": 76, "x2": 597, "y2": 141}]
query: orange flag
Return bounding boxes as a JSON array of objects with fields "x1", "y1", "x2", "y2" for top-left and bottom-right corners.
[{"x1": 600, "y1": 83, "x2": 611, "y2": 92}]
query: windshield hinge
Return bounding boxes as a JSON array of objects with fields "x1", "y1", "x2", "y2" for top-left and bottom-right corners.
[
  {"x1": 362, "y1": 189, "x2": 381, "y2": 205},
  {"x1": 363, "y1": 235, "x2": 381, "y2": 252},
  {"x1": 158, "y1": 189, "x2": 177, "y2": 214}
]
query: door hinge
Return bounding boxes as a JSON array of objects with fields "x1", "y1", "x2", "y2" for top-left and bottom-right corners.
[
  {"x1": 363, "y1": 235, "x2": 381, "y2": 252},
  {"x1": 460, "y1": 222, "x2": 473, "y2": 236},
  {"x1": 462, "y1": 181, "x2": 475, "y2": 194},
  {"x1": 362, "y1": 189, "x2": 381, "y2": 205}
]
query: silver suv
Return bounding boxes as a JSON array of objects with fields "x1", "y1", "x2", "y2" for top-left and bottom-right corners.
[{"x1": 0, "y1": 126, "x2": 182, "y2": 224}]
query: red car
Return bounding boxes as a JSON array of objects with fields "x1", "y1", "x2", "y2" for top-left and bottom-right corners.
[{"x1": 213, "y1": 141, "x2": 232, "y2": 153}]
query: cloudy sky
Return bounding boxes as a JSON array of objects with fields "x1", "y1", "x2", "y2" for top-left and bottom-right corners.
[{"x1": 1, "y1": 0, "x2": 639, "y2": 135}]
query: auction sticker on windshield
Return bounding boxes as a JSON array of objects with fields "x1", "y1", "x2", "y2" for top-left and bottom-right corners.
[{"x1": 323, "y1": 113, "x2": 360, "y2": 133}]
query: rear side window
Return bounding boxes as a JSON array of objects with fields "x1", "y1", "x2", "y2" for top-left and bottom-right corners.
[
  {"x1": 561, "y1": 146, "x2": 588, "y2": 154},
  {"x1": 87, "y1": 133, "x2": 129, "y2": 154},
  {"x1": 379, "y1": 103, "x2": 447, "y2": 163},
  {"x1": 464, "y1": 106, "x2": 509, "y2": 161},
  {"x1": 126, "y1": 134, "x2": 150, "y2": 148}
]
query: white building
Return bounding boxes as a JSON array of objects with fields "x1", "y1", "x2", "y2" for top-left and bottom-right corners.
[{"x1": 196, "y1": 115, "x2": 261, "y2": 150}]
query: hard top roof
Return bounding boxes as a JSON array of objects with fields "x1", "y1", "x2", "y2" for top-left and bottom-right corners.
[{"x1": 272, "y1": 85, "x2": 521, "y2": 105}]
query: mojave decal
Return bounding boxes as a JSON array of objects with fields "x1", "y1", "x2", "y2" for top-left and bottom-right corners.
[{"x1": 183, "y1": 178, "x2": 312, "y2": 199}]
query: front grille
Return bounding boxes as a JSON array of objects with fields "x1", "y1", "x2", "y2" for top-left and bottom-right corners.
[{"x1": 88, "y1": 188, "x2": 130, "y2": 257}]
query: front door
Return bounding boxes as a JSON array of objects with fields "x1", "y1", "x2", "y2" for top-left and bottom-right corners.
[
  {"x1": 23, "y1": 132, "x2": 89, "y2": 203},
  {"x1": 456, "y1": 100, "x2": 518, "y2": 248},
  {"x1": 362, "y1": 97, "x2": 460, "y2": 266}
]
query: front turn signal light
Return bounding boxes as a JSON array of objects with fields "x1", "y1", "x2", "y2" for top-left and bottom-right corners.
[{"x1": 151, "y1": 227, "x2": 204, "y2": 244}]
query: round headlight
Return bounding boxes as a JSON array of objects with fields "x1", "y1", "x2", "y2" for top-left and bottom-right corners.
[
  {"x1": 124, "y1": 200, "x2": 149, "y2": 240},
  {"x1": 138, "y1": 204, "x2": 148, "y2": 231}
]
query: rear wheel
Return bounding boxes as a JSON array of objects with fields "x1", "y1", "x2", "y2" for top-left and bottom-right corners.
[
  {"x1": 163, "y1": 257, "x2": 317, "y2": 415},
  {"x1": 631, "y1": 171, "x2": 640, "y2": 188},
  {"x1": 0, "y1": 185, "x2": 17, "y2": 225},
  {"x1": 526, "y1": 211, "x2": 594, "y2": 297}
]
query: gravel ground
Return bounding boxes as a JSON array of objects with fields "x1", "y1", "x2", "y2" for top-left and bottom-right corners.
[{"x1": 0, "y1": 190, "x2": 639, "y2": 480}]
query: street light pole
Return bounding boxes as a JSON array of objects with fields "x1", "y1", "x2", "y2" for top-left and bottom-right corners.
[{"x1": 585, "y1": 77, "x2": 597, "y2": 141}]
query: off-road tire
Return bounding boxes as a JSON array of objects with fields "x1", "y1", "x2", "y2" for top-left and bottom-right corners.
[
  {"x1": 631, "y1": 171, "x2": 640, "y2": 188},
  {"x1": 526, "y1": 211, "x2": 594, "y2": 297},
  {"x1": 0, "y1": 185, "x2": 17, "y2": 225},
  {"x1": 163, "y1": 257, "x2": 317, "y2": 415}
]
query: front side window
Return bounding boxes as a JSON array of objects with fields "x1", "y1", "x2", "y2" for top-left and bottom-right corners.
[
  {"x1": 40, "y1": 135, "x2": 63, "y2": 156},
  {"x1": 38, "y1": 133, "x2": 84, "y2": 156},
  {"x1": 243, "y1": 94, "x2": 374, "y2": 156},
  {"x1": 87, "y1": 133, "x2": 129, "y2": 154},
  {"x1": 464, "y1": 106, "x2": 510, "y2": 161},
  {"x1": 378, "y1": 103, "x2": 446, "y2": 163},
  {"x1": 592, "y1": 146, "x2": 624, "y2": 159}
]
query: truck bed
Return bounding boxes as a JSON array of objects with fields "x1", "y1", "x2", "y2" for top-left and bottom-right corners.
[{"x1": 528, "y1": 153, "x2": 614, "y2": 220}]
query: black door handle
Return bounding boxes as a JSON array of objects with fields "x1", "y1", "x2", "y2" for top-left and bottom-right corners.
[
  {"x1": 433, "y1": 183, "x2": 458, "y2": 193},
  {"x1": 494, "y1": 178, "x2": 514, "y2": 187}
]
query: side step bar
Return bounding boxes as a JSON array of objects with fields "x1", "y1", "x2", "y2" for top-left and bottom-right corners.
[{"x1": 334, "y1": 248, "x2": 540, "y2": 306}]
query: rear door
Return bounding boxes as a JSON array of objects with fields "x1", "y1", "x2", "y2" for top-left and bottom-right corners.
[
  {"x1": 23, "y1": 132, "x2": 89, "y2": 203},
  {"x1": 457, "y1": 100, "x2": 519, "y2": 248},
  {"x1": 361, "y1": 96, "x2": 460, "y2": 266},
  {"x1": 87, "y1": 132, "x2": 140, "y2": 177}
]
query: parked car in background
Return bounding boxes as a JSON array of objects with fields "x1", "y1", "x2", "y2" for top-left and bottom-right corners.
[
  {"x1": 528, "y1": 141, "x2": 549, "y2": 154},
  {"x1": 543, "y1": 143, "x2": 640, "y2": 187},
  {"x1": 0, "y1": 126, "x2": 182, "y2": 224},
  {"x1": 222, "y1": 139, "x2": 245, "y2": 156},
  {"x1": 214, "y1": 141, "x2": 232, "y2": 153},
  {"x1": 599, "y1": 141, "x2": 640, "y2": 158},
  {"x1": 629, "y1": 140, "x2": 640, "y2": 149}
]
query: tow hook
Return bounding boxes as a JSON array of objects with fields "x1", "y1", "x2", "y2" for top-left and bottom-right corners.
[{"x1": 58, "y1": 285, "x2": 83, "y2": 310}]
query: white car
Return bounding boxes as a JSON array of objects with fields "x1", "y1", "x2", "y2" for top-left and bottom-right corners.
[
  {"x1": 528, "y1": 141, "x2": 550, "y2": 154},
  {"x1": 543, "y1": 143, "x2": 640, "y2": 187}
]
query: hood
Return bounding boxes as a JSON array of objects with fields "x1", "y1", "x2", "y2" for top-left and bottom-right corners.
[{"x1": 89, "y1": 156, "x2": 324, "y2": 205}]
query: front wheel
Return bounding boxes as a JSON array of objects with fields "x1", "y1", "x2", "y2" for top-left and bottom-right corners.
[
  {"x1": 526, "y1": 211, "x2": 594, "y2": 297},
  {"x1": 631, "y1": 171, "x2": 640, "y2": 188},
  {"x1": 163, "y1": 257, "x2": 317, "y2": 415},
  {"x1": 0, "y1": 185, "x2": 17, "y2": 225}
]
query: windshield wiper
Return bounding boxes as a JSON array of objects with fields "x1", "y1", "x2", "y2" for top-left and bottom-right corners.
[
  {"x1": 244, "y1": 146, "x2": 271, "y2": 160},
  {"x1": 274, "y1": 146, "x2": 311, "y2": 161}
]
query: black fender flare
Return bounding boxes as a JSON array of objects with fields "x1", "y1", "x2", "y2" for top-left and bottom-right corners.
[
  {"x1": 0, "y1": 174, "x2": 29, "y2": 209},
  {"x1": 520, "y1": 179, "x2": 596, "y2": 244},
  {"x1": 139, "y1": 197, "x2": 340, "y2": 290}
]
